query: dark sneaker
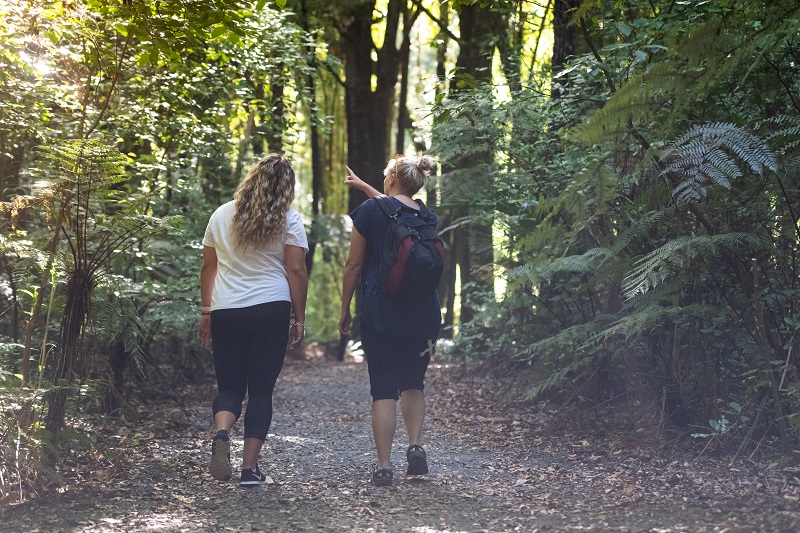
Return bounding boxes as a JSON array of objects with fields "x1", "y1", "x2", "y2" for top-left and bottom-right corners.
[
  {"x1": 209, "y1": 431, "x2": 232, "y2": 481},
  {"x1": 372, "y1": 465, "x2": 394, "y2": 487},
  {"x1": 240, "y1": 466, "x2": 267, "y2": 487},
  {"x1": 406, "y1": 444, "x2": 428, "y2": 475}
]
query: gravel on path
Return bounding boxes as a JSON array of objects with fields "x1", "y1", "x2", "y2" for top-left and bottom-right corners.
[{"x1": 1, "y1": 358, "x2": 798, "y2": 532}]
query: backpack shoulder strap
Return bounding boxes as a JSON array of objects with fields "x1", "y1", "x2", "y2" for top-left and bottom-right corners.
[
  {"x1": 415, "y1": 199, "x2": 436, "y2": 222},
  {"x1": 375, "y1": 196, "x2": 399, "y2": 221}
]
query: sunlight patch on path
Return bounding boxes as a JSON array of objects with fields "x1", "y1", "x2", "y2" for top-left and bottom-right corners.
[{"x1": 411, "y1": 527, "x2": 469, "y2": 533}]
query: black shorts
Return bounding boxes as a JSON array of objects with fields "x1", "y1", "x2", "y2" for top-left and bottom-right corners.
[{"x1": 361, "y1": 322, "x2": 436, "y2": 401}]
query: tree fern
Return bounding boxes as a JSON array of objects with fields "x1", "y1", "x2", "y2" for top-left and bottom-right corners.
[
  {"x1": 601, "y1": 303, "x2": 720, "y2": 341},
  {"x1": 610, "y1": 210, "x2": 669, "y2": 254},
  {"x1": 764, "y1": 115, "x2": 800, "y2": 153},
  {"x1": 33, "y1": 138, "x2": 178, "y2": 452},
  {"x1": 623, "y1": 232, "x2": 765, "y2": 299},
  {"x1": 516, "y1": 316, "x2": 611, "y2": 358},
  {"x1": 661, "y1": 122, "x2": 777, "y2": 203},
  {"x1": 526, "y1": 247, "x2": 614, "y2": 285}
]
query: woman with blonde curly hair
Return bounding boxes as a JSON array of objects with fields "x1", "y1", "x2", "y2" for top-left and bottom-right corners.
[{"x1": 197, "y1": 153, "x2": 308, "y2": 487}]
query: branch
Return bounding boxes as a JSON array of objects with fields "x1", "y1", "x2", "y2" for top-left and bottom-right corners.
[
  {"x1": 85, "y1": 29, "x2": 135, "y2": 138},
  {"x1": 579, "y1": 19, "x2": 616, "y2": 94},
  {"x1": 323, "y1": 61, "x2": 346, "y2": 88},
  {"x1": 765, "y1": 57, "x2": 800, "y2": 114},
  {"x1": 410, "y1": 0, "x2": 460, "y2": 43}
]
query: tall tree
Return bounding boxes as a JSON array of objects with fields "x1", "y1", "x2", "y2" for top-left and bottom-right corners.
[
  {"x1": 340, "y1": 0, "x2": 405, "y2": 211},
  {"x1": 445, "y1": 1, "x2": 501, "y2": 323}
]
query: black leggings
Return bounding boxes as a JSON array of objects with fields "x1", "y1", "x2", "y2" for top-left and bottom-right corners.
[
  {"x1": 361, "y1": 322, "x2": 434, "y2": 401},
  {"x1": 210, "y1": 301, "x2": 291, "y2": 441}
]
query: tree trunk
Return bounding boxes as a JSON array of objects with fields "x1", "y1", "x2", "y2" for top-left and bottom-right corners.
[
  {"x1": 252, "y1": 82, "x2": 266, "y2": 156},
  {"x1": 44, "y1": 270, "x2": 93, "y2": 463},
  {"x1": 432, "y1": 0, "x2": 456, "y2": 334},
  {"x1": 448, "y1": 1, "x2": 500, "y2": 323},
  {"x1": 98, "y1": 339, "x2": 128, "y2": 417},
  {"x1": 496, "y1": 0, "x2": 526, "y2": 94},
  {"x1": 395, "y1": 6, "x2": 420, "y2": 155},
  {"x1": 552, "y1": 0, "x2": 579, "y2": 78},
  {"x1": 342, "y1": 0, "x2": 403, "y2": 213},
  {"x1": 267, "y1": 74, "x2": 285, "y2": 154}
]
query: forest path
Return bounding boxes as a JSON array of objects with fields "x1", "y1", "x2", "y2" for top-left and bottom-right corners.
[{"x1": 2, "y1": 358, "x2": 799, "y2": 532}]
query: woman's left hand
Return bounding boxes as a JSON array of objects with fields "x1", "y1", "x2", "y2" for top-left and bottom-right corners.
[{"x1": 198, "y1": 314, "x2": 212, "y2": 346}]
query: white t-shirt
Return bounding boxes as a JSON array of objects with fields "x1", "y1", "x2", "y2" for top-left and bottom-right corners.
[{"x1": 202, "y1": 201, "x2": 308, "y2": 310}]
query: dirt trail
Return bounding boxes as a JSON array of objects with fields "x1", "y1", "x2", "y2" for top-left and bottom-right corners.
[{"x1": 2, "y1": 358, "x2": 798, "y2": 532}]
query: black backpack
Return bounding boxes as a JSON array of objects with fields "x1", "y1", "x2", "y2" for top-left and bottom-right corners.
[{"x1": 374, "y1": 196, "x2": 445, "y2": 298}]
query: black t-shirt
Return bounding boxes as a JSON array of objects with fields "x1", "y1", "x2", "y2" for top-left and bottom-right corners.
[{"x1": 350, "y1": 196, "x2": 441, "y2": 339}]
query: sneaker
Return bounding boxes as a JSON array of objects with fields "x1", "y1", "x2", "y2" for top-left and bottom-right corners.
[
  {"x1": 406, "y1": 444, "x2": 428, "y2": 475},
  {"x1": 208, "y1": 430, "x2": 232, "y2": 481},
  {"x1": 372, "y1": 465, "x2": 394, "y2": 487},
  {"x1": 240, "y1": 466, "x2": 267, "y2": 487}
]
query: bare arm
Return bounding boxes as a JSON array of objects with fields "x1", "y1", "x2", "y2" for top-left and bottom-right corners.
[
  {"x1": 345, "y1": 166, "x2": 383, "y2": 199},
  {"x1": 285, "y1": 244, "x2": 309, "y2": 350},
  {"x1": 338, "y1": 226, "x2": 367, "y2": 335},
  {"x1": 198, "y1": 245, "x2": 217, "y2": 347}
]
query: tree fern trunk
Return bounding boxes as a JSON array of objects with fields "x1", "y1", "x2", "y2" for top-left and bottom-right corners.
[{"x1": 44, "y1": 270, "x2": 93, "y2": 463}]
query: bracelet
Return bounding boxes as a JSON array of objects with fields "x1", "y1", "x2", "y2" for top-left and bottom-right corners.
[
  {"x1": 292, "y1": 321, "x2": 305, "y2": 329},
  {"x1": 201, "y1": 306, "x2": 211, "y2": 312},
  {"x1": 201, "y1": 311, "x2": 211, "y2": 316}
]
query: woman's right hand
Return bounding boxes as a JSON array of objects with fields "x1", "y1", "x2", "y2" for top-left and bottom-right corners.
[
  {"x1": 338, "y1": 310, "x2": 352, "y2": 336},
  {"x1": 289, "y1": 322, "x2": 305, "y2": 350},
  {"x1": 344, "y1": 166, "x2": 365, "y2": 190}
]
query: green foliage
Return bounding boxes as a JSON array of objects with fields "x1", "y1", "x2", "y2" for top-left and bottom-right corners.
[
  {"x1": 305, "y1": 214, "x2": 350, "y2": 342},
  {"x1": 691, "y1": 401, "x2": 750, "y2": 440},
  {"x1": 623, "y1": 232, "x2": 766, "y2": 299},
  {"x1": 439, "y1": 0, "x2": 800, "y2": 455},
  {"x1": 662, "y1": 123, "x2": 778, "y2": 203}
]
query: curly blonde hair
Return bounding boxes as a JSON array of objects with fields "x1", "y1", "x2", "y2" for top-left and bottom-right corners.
[
  {"x1": 384, "y1": 152, "x2": 435, "y2": 195},
  {"x1": 231, "y1": 153, "x2": 296, "y2": 250}
]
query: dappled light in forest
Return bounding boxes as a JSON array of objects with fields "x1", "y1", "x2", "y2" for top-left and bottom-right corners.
[{"x1": 2, "y1": 0, "x2": 800, "y2": 530}]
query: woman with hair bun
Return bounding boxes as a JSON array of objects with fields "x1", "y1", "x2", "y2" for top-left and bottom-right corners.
[
  {"x1": 339, "y1": 153, "x2": 441, "y2": 486},
  {"x1": 198, "y1": 153, "x2": 308, "y2": 487}
]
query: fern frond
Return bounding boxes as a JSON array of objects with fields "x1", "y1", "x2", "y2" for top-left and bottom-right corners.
[
  {"x1": 575, "y1": 61, "x2": 696, "y2": 145},
  {"x1": 535, "y1": 247, "x2": 614, "y2": 283},
  {"x1": 39, "y1": 140, "x2": 128, "y2": 187},
  {"x1": 623, "y1": 232, "x2": 765, "y2": 299},
  {"x1": 506, "y1": 263, "x2": 536, "y2": 284},
  {"x1": 515, "y1": 319, "x2": 606, "y2": 362},
  {"x1": 662, "y1": 123, "x2": 777, "y2": 202},
  {"x1": 514, "y1": 315, "x2": 615, "y2": 399},
  {"x1": 521, "y1": 357, "x2": 593, "y2": 401},
  {"x1": 764, "y1": 115, "x2": 800, "y2": 152},
  {"x1": 610, "y1": 210, "x2": 669, "y2": 254},
  {"x1": 601, "y1": 303, "x2": 720, "y2": 340}
]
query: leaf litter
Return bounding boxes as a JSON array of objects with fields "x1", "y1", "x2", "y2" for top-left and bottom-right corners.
[{"x1": 0, "y1": 358, "x2": 798, "y2": 532}]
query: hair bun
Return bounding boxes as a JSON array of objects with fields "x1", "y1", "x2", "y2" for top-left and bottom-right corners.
[{"x1": 415, "y1": 153, "x2": 434, "y2": 176}]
